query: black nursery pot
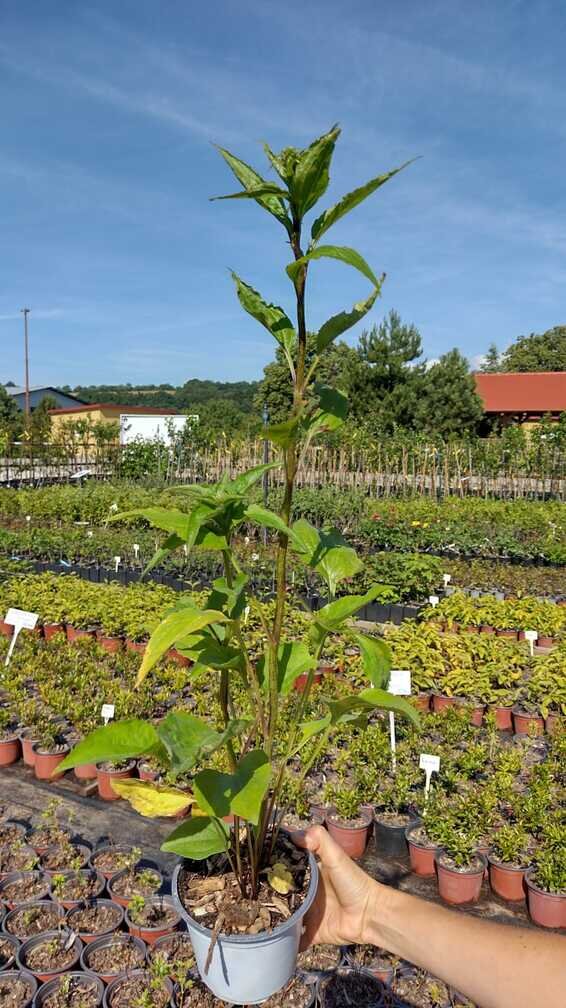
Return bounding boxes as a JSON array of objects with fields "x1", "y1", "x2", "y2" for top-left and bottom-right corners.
[{"x1": 374, "y1": 811, "x2": 421, "y2": 858}]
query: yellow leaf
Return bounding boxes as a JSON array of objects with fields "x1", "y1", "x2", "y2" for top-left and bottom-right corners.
[
  {"x1": 110, "y1": 778, "x2": 193, "y2": 817},
  {"x1": 267, "y1": 862, "x2": 295, "y2": 895}
]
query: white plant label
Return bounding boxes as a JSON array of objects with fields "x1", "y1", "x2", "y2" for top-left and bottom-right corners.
[
  {"x1": 428, "y1": 595, "x2": 440, "y2": 608},
  {"x1": 183, "y1": 544, "x2": 189, "y2": 556},
  {"x1": 388, "y1": 669, "x2": 412, "y2": 695},
  {"x1": 113, "y1": 556, "x2": 121, "y2": 572},
  {"x1": 419, "y1": 753, "x2": 441, "y2": 799},
  {"x1": 387, "y1": 670, "x2": 411, "y2": 773},
  {"x1": 442, "y1": 574, "x2": 452, "y2": 587},
  {"x1": 3, "y1": 608, "x2": 39, "y2": 667},
  {"x1": 524, "y1": 629, "x2": 538, "y2": 657},
  {"x1": 86, "y1": 530, "x2": 93, "y2": 538},
  {"x1": 101, "y1": 703, "x2": 115, "y2": 725},
  {"x1": 133, "y1": 543, "x2": 140, "y2": 560},
  {"x1": 25, "y1": 515, "x2": 31, "y2": 524},
  {"x1": 243, "y1": 605, "x2": 251, "y2": 624}
]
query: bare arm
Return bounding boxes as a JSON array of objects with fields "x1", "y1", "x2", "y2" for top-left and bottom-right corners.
[{"x1": 299, "y1": 826, "x2": 566, "y2": 1008}]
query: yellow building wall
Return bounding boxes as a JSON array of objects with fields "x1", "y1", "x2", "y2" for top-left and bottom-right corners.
[{"x1": 50, "y1": 407, "x2": 121, "y2": 435}]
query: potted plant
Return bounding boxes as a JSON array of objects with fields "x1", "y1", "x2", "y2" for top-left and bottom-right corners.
[
  {"x1": 17, "y1": 930, "x2": 83, "y2": 983},
  {"x1": 433, "y1": 822, "x2": 486, "y2": 905},
  {"x1": 3, "y1": 900, "x2": 65, "y2": 939},
  {"x1": 58, "y1": 125, "x2": 418, "y2": 1004},
  {"x1": 80, "y1": 934, "x2": 147, "y2": 985},
  {"x1": 525, "y1": 827, "x2": 566, "y2": 929},
  {"x1": 372, "y1": 764, "x2": 420, "y2": 858},
  {"x1": 32, "y1": 972, "x2": 104, "y2": 1008},
  {"x1": 324, "y1": 786, "x2": 373, "y2": 860},
  {"x1": 0, "y1": 870, "x2": 51, "y2": 908},
  {"x1": 488, "y1": 824, "x2": 533, "y2": 901},
  {"x1": 0, "y1": 971, "x2": 37, "y2": 1008},
  {"x1": 125, "y1": 894, "x2": 181, "y2": 945},
  {"x1": 0, "y1": 708, "x2": 21, "y2": 767},
  {"x1": 32, "y1": 724, "x2": 69, "y2": 781},
  {"x1": 66, "y1": 900, "x2": 125, "y2": 944}
]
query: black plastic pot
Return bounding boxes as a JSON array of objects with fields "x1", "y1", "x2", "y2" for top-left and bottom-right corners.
[
  {"x1": 33, "y1": 972, "x2": 104, "y2": 1006},
  {"x1": 374, "y1": 812, "x2": 421, "y2": 858},
  {"x1": 0, "y1": 970, "x2": 37, "y2": 1007}
]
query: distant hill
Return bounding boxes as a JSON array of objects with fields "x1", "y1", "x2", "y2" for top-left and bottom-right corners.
[{"x1": 64, "y1": 379, "x2": 259, "y2": 413}]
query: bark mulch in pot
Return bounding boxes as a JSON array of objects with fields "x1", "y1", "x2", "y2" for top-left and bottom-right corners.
[
  {"x1": 40, "y1": 843, "x2": 90, "y2": 873},
  {"x1": 0, "y1": 845, "x2": 38, "y2": 877},
  {"x1": 0, "y1": 970, "x2": 37, "y2": 1008},
  {"x1": 177, "y1": 834, "x2": 311, "y2": 936},
  {"x1": 83, "y1": 935, "x2": 146, "y2": 980},
  {"x1": 89, "y1": 845, "x2": 139, "y2": 880},
  {"x1": 149, "y1": 932, "x2": 194, "y2": 974},
  {"x1": 108, "y1": 866, "x2": 162, "y2": 906},
  {"x1": 104, "y1": 972, "x2": 172, "y2": 1008},
  {"x1": 19, "y1": 931, "x2": 82, "y2": 980},
  {"x1": 3, "y1": 901, "x2": 64, "y2": 939},
  {"x1": 28, "y1": 826, "x2": 72, "y2": 854},
  {"x1": 0, "y1": 935, "x2": 18, "y2": 970},
  {"x1": 0, "y1": 871, "x2": 51, "y2": 906},
  {"x1": 0, "y1": 822, "x2": 27, "y2": 846},
  {"x1": 66, "y1": 900, "x2": 124, "y2": 940},
  {"x1": 37, "y1": 973, "x2": 103, "y2": 1008},
  {"x1": 50, "y1": 870, "x2": 104, "y2": 906}
]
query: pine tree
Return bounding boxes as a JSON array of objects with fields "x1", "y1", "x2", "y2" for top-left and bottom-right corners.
[
  {"x1": 417, "y1": 349, "x2": 483, "y2": 437},
  {"x1": 480, "y1": 343, "x2": 501, "y2": 373}
]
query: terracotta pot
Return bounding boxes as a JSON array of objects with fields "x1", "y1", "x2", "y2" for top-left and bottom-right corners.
[
  {"x1": 525, "y1": 869, "x2": 566, "y2": 928},
  {"x1": 463, "y1": 625, "x2": 479, "y2": 634},
  {"x1": 0, "y1": 620, "x2": 13, "y2": 637},
  {"x1": 96, "y1": 762, "x2": 136, "y2": 801},
  {"x1": 126, "y1": 639, "x2": 146, "y2": 654},
  {"x1": 480, "y1": 625, "x2": 495, "y2": 635},
  {"x1": 74, "y1": 762, "x2": 98, "y2": 780},
  {"x1": 326, "y1": 810, "x2": 372, "y2": 860},
  {"x1": 32, "y1": 745, "x2": 69, "y2": 781},
  {"x1": 489, "y1": 705, "x2": 514, "y2": 731},
  {"x1": 496, "y1": 629, "x2": 518, "y2": 640},
  {"x1": 488, "y1": 856, "x2": 528, "y2": 902},
  {"x1": 43, "y1": 623, "x2": 65, "y2": 641},
  {"x1": 432, "y1": 694, "x2": 459, "y2": 714},
  {"x1": 167, "y1": 648, "x2": 191, "y2": 667},
  {"x1": 0, "y1": 736, "x2": 21, "y2": 767},
  {"x1": 125, "y1": 896, "x2": 180, "y2": 945},
  {"x1": 294, "y1": 670, "x2": 323, "y2": 693},
  {"x1": 512, "y1": 708, "x2": 544, "y2": 736},
  {"x1": 537, "y1": 636, "x2": 555, "y2": 648},
  {"x1": 406, "y1": 825, "x2": 438, "y2": 877},
  {"x1": 436, "y1": 852, "x2": 486, "y2": 905},
  {"x1": 545, "y1": 712, "x2": 563, "y2": 735},
  {"x1": 96, "y1": 633, "x2": 123, "y2": 654},
  {"x1": 432, "y1": 695, "x2": 484, "y2": 726},
  {"x1": 66, "y1": 625, "x2": 97, "y2": 643},
  {"x1": 17, "y1": 931, "x2": 83, "y2": 982},
  {"x1": 20, "y1": 732, "x2": 39, "y2": 768},
  {"x1": 412, "y1": 693, "x2": 431, "y2": 713},
  {"x1": 138, "y1": 765, "x2": 160, "y2": 782}
]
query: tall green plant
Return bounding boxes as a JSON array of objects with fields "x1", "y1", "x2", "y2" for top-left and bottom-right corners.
[{"x1": 59, "y1": 126, "x2": 417, "y2": 896}]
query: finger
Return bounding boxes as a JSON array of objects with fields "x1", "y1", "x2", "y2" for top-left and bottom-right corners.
[{"x1": 298, "y1": 825, "x2": 353, "y2": 871}]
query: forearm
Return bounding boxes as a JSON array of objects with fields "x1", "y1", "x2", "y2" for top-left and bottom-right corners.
[{"x1": 367, "y1": 882, "x2": 566, "y2": 1008}]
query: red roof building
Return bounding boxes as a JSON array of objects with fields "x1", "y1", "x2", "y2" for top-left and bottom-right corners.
[{"x1": 474, "y1": 372, "x2": 566, "y2": 426}]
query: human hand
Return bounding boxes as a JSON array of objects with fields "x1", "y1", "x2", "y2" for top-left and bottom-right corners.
[{"x1": 295, "y1": 825, "x2": 382, "y2": 950}]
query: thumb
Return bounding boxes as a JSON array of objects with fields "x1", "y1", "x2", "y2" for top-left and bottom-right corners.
[{"x1": 297, "y1": 825, "x2": 372, "y2": 906}]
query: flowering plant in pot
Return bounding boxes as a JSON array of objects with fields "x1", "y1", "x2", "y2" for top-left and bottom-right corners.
[
  {"x1": 488, "y1": 824, "x2": 533, "y2": 902},
  {"x1": 58, "y1": 125, "x2": 418, "y2": 1004}
]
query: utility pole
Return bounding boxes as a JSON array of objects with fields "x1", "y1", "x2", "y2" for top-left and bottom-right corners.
[{"x1": 21, "y1": 308, "x2": 31, "y2": 419}]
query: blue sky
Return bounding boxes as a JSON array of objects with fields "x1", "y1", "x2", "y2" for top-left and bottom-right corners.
[{"x1": 1, "y1": 0, "x2": 565, "y2": 387}]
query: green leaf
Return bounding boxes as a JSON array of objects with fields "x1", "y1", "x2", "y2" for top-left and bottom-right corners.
[
  {"x1": 290, "y1": 125, "x2": 340, "y2": 216},
  {"x1": 231, "y1": 273, "x2": 296, "y2": 356},
  {"x1": 226, "y1": 462, "x2": 280, "y2": 496},
  {"x1": 161, "y1": 816, "x2": 230, "y2": 860},
  {"x1": 243, "y1": 505, "x2": 297, "y2": 542},
  {"x1": 57, "y1": 720, "x2": 162, "y2": 773},
  {"x1": 317, "y1": 286, "x2": 381, "y2": 351},
  {"x1": 257, "y1": 641, "x2": 317, "y2": 696},
  {"x1": 291, "y1": 519, "x2": 363, "y2": 596},
  {"x1": 311, "y1": 160, "x2": 415, "y2": 243},
  {"x1": 214, "y1": 146, "x2": 292, "y2": 234},
  {"x1": 110, "y1": 508, "x2": 190, "y2": 538},
  {"x1": 351, "y1": 633, "x2": 392, "y2": 689},
  {"x1": 142, "y1": 533, "x2": 185, "y2": 579},
  {"x1": 137, "y1": 608, "x2": 229, "y2": 684},
  {"x1": 359, "y1": 687, "x2": 420, "y2": 727},
  {"x1": 293, "y1": 714, "x2": 332, "y2": 754},
  {"x1": 287, "y1": 245, "x2": 380, "y2": 287},
  {"x1": 315, "y1": 586, "x2": 383, "y2": 630},
  {"x1": 206, "y1": 573, "x2": 248, "y2": 621},
  {"x1": 211, "y1": 184, "x2": 290, "y2": 202},
  {"x1": 265, "y1": 416, "x2": 301, "y2": 449},
  {"x1": 307, "y1": 386, "x2": 349, "y2": 435},
  {"x1": 194, "y1": 750, "x2": 271, "y2": 825},
  {"x1": 157, "y1": 712, "x2": 249, "y2": 776}
]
